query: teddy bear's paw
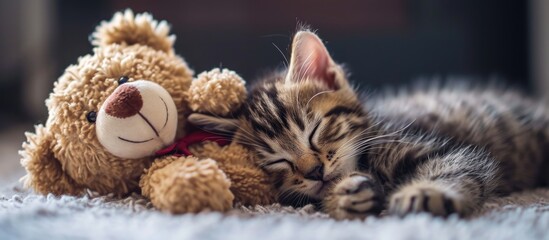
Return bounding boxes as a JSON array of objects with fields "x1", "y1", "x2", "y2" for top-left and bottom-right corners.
[
  {"x1": 188, "y1": 68, "x2": 246, "y2": 116},
  {"x1": 142, "y1": 156, "x2": 234, "y2": 213},
  {"x1": 221, "y1": 164, "x2": 276, "y2": 206}
]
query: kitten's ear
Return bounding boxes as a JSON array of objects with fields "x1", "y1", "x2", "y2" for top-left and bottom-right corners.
[
  {"x1": 286, "y1": 31, "x2": 348, "y2": 90},
  {"x1": 188, "y1": 113, "x2": 238, "y2": 133}
]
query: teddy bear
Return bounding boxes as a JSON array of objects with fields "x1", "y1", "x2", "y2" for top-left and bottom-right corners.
[{"x1": 19, "y1": 9, "x2": 275, "y2": 213}]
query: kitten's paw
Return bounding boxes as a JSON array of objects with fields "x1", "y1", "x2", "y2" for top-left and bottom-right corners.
[
  {"x1": 326, "y1": 173, "x2": 384, "y2": 220},
  {"x1": 388, "y1": 183, "x2": 462, "y2": 217}
]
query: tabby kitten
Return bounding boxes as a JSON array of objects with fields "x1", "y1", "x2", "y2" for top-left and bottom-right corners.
[{"x1": 189, "y1": 30, "x2": 549, "y2": 219}]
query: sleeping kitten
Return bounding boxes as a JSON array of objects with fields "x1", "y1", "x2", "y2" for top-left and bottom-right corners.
[{"x1": 189, "y1": 30, "x2": 549, "y2": 219}]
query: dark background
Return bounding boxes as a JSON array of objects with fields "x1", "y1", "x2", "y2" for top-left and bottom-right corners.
[{"x1": 0, "y1": 0, "x2": 530, "y2": 130}]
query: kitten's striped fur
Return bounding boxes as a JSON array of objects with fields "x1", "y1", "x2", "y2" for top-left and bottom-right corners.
[{"x1": 189, "y1": 30, "x2": 549, "y2": 219}]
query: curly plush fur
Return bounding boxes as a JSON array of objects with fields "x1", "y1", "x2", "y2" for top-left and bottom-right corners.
[{"x1": 20, "y1": 9, "x2": 274, "y2": 214}]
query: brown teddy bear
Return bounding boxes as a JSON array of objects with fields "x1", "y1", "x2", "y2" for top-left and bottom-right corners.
[{"x1": 19, "y1": 10, "x2": 274, "y2": 213}]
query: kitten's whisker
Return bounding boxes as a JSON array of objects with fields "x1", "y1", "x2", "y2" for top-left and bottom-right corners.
[
  {"x1": 272, "y1": 42, "x2": 289, "y2": 69},
  {"x1": 337, "y1": 119, "x2": 385, "y2": 148},
  {"x1": 193, "y1": 111, "x2": 262, "y2": 143},
  {"x1": 342, "y1": 140, "x2": 413, "y2": 159},
  {"x1": 351, "y1": 120, "x2": 416, "y2": 146},
  {"x1": 352, "y1": 139, "x2": 413, "y2": 150},
  {"x1": 278, "y1": 188, "x2": 303, "y2": 204},
  {"x1": 337, "y1": 123, "x2": 380, "y2": 149},
  {"x1": 277, "y1": 189, "x2": 294, "y2": 199},
  {"x1": 345, "y1": 137, "x2": 410, "y2": 150},
  {"x1": 338, "y1": 137, "x2": 414, "y2": 160},
  {"x1": 305, "y1": 90, "x2": 333, "y2": 111},
  {"x1": 335, "y1": 128, "x2": 387, "y2": 157},
  {"x1": 191, "y1": 126, "x2": 265, "y2": 147},
  {"x1": 296, "y1": 189, "x2": 306, "y2": 206},
  {"x1": 225, "y1": 124, "x2": 272, "y2": 149},
  {"x1": 277, "y1": 186, "x2": 298, "y2": 199}
]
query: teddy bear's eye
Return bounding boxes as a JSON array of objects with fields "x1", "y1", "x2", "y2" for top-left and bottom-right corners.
[
  {"x1": 118, "y1": 76, "x2": 129, "y2": 85},
  {"x1": 86, "y1": 111, "x2": 97, "y2": 123}
]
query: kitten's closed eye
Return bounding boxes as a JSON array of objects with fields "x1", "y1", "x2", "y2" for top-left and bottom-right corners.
[
  {"x1": 263, "y1": 159, "x2": 295, "y2": 172},
  {"x1": 309, "y1": 122, "x2": 321, "y2": 151}
]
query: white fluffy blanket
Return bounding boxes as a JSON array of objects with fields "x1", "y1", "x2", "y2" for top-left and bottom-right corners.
[{"x1": 1, "y1": 182, "x2": 548, "y2": 240}]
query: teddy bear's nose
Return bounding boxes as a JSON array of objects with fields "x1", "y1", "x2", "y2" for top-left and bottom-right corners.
[{"x1": 104, "y1": 84, "x2": 143, "y2": 118}]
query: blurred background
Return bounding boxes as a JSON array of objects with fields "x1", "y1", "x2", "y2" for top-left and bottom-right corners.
[{"x1": 0, "y1": 0, "x2": 547, "y2": 183}]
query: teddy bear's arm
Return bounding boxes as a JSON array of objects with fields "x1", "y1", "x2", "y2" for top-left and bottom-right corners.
[
  {"x1": 20, "y1": 124, "x2": 84, "y2": 195},
  {"x1": 188, "y1": 142, "x2": 276, "y2": 206},
  {"x1": 220, "y1": 164, "x2": 276, "y2": 206}
]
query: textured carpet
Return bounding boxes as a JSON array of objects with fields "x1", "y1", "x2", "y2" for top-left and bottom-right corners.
[{"x1": 1, "y1": 181, "x2": 548, "y2": 240}]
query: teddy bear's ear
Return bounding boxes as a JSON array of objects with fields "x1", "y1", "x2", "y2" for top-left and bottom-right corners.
[
  {"x1": 90, "y1": 9, "x2": 175, "y2": 53},
  {"x1": 20, "y1": 124, "x2": 84, "y2": 195}
]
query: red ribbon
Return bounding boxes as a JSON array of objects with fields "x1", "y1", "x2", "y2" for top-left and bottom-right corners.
[{"x1": 155, "y1": 130, "x2": 230, "y2": 157}]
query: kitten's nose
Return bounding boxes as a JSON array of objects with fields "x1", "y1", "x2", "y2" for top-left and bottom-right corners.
[
  {"x1": 304, "y1": 164, "x2": 324, "y2": 181},
  {"x1": 104, "y1": 84, "x2": 143, "y2": 118}
]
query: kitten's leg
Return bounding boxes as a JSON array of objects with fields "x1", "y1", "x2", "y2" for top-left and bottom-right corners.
[
  {"x1": 323, "y1": 172, "x2": 384, "y2": 220},
  {"x1": 387, "y1": 151, "x2": 497, "y2": 217}
]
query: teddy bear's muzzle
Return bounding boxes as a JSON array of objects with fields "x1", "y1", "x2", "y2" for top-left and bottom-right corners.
[
  {"x1": 104, "y1": 84, "x2": 143, "y2": 119},
  {"x1": 95, "y1": 80, "x2": 178, "y2": 159}
]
